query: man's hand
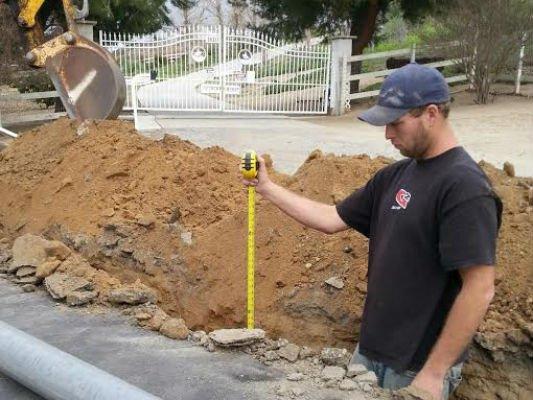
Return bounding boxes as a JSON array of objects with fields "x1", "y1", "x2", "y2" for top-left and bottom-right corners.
[
  {"x1": 241, "y1": 154, "x2": 273, "y2": 195},
  {"x1": 393, "y1": 384, "x2": 437, "y2": 400},
  {"x1": 408, "y1": 369, "x2": 444, "y2": 400}
]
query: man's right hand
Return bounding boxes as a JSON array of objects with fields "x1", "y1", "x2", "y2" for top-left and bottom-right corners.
[{"x1": 241, "y1": 154, "x2": 272, "y2": 195}]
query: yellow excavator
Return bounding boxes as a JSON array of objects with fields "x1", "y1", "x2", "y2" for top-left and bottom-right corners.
[{"x1": 4, "y1": 0, "x2": 125, "y2": 121}]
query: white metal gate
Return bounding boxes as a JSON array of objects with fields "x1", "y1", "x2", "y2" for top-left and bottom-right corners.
[{"x1": 99, "y1": 26, "x2": 330, "y2": 114}]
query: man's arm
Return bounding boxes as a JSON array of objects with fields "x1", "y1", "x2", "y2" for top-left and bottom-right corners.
[
  {"x1": 242, "y1": 155, "x2": 348, "y2": 234},
  {"x1": 411, "y1": 265, "x2": 495, "y2": 399}
]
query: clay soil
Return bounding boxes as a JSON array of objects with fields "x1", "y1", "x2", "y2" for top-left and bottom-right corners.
[{"x1": 0, "y1": 119, "x2": 531, "y2": 399}]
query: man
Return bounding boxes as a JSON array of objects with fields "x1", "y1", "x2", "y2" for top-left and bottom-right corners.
[{"x1": 242, "y1": 63, "x2": 502, "y2": 400}]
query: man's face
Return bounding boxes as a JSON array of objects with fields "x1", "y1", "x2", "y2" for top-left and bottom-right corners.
[{"x1": 385, "y1": 111, "x2": 431, "y2": 159}]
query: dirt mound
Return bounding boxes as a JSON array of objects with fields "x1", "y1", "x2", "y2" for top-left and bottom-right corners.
[{"x1": 0, "y1": 119, "x2": 531, "y2": 399}]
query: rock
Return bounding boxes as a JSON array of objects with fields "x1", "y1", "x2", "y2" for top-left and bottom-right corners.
[
  {"x1": 190, "y1": 330, "x2": 208, "y2": 344},
  {"x1": 66, "y1": 290, "x2": 98, "y2": 306},
  {"x1": 355, "y1": 371, "x2": 378, "y2": 385},
  {"x1": 321, "y1": 366, "x2": 346, "y2": 381},
  {"x1": 10, "y1": 234, "x2": 49, "y2": 271},
  {"x1": 180, "y1": 231, "x2": 193, "y2": 246},
  {"x1": 263, "y1": 350, "x2": 280, "y2": 361},
  {"x1": 17, "y1": 276, "x2": 39, "y2": 284},
  {"x1": 291, "y1": 387, "x2": 305, "y2": 397},
  {"x1": 503, "y1": 161, "x2": 515, "y2": 177},
  {"x1": 136, "y1": 214, "x2": 156, "y2": 228},
  {"x1": 320, "y1": 347, "x2": 350, "y2": 367},
  {"x1": 22, "y1": 284, "x2": 36, "y2": 293},
  {"x1": 0, "y1": 248, "x2": 11, "y2": 264},
  {"x1": 325, "y1": 276, "x2": 344, "y2": 289},
  {"x1": 278, "y1": 343, "x2": 300, "y2": 362},
  {"x1": 135, "y1": 312, "x2": 152, "y2": 321},
  {"x1": 108, "y1": 282, "x2": 157, "y2": 305},
  {"x1": 159, "y1": 318, "x2": 189, "y2": 340},
  {"x1": 347, "y1": 363, "x2": 368, "y2": 378},
  {"x1": 343, "y1": 245, "x2": 353, "y2": 253},
  {"x1": 139, "y1": 308, "x2": 168, "y2": 331},
  {"x1": 299, "y1": 346, "x2": 317, "y2": 359},
  {"x1": 98, "y1": 234, "x2": 119, "y2": 248},
  {"x1": 339, "y1": 378, "x2": 358, "y2": 391},
  {"x1": 208, "y1": 328, "x2": 265, "y2": 347},
  {"x1": 206, "y1": 341, "x2": 216, "y2": 352},
  {"x1": 286, "y1": 372, "x2": 305, "y2": 382},
  {"x1": 36, "y1": 260, "x2": 62, "y2": 279},
  {"x1": 44, "y1": 273, "x2": 92, "y2": 300},
  {"x1": 355, "y1": 282, "x2": 367, "y2": 293},
  {"x1": 362, "y1": 383, "x2": 372, "y2": 393},
  {"x1": 16, "y1": 266, "x2": 36, "y2": 278},
  {"x1": 44, "y1": 241, "x2": 71, "y2": 261}
]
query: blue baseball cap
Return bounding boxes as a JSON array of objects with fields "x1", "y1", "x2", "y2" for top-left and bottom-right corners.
[{"x1": 359, "y1": 62, "x2": 450, "y2": 126}]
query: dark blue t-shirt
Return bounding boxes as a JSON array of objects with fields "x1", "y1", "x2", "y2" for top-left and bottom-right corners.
[{"x1": 336, "y1": 147, "x2": 502, "y2": 372}]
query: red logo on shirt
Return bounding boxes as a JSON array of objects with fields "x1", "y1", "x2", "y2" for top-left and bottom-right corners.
[{"x1": 395, "y1": 189, "x2": 411, "y2": 209}]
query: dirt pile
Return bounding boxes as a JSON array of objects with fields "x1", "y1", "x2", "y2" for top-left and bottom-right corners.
[{"x1": 0, "y1": 119, "x2": 531, "y2": 399}]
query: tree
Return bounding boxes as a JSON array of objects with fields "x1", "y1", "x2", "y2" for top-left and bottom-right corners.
[
  {"x1": 427, "y1": 0, "x2": 533, "y2": 104},
  {"x1": 251, "y1": 0, "x2": 446, "y2": 91},
  {"x1": 89, "y1": 0, "x2": 171, "y2": 34}
]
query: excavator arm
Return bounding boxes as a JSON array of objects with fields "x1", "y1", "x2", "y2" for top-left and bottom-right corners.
[{"x1": 5, "y1": 0, "x2": 125, "y2": 121}]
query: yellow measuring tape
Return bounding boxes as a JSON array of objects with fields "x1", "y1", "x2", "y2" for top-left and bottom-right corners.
[{"x1": 241, "y1": 150, "x2": 258, "y2": 330}]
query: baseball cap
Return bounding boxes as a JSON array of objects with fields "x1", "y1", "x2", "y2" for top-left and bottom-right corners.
[{"x1": 359, "y1": 62, "x2": 450, "y2": 126}]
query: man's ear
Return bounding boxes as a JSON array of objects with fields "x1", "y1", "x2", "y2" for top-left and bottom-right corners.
[{"x1": 425, "y1": 104, "x2": 440, "y2": 127}]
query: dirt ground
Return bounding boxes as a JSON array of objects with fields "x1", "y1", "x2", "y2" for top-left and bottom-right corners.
[{"x1": 0, "y1": 118, "x2": 531, "y2": 399}]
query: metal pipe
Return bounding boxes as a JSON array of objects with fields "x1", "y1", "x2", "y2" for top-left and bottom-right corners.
[
  {"x1": 0, "y1": 320, "x2": 162, "y2": 400},
  {"x1": 0, "y1": 126, "x2": 18, "y2": 138}
]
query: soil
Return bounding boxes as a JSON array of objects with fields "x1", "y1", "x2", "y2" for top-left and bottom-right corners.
[{"x1": 0, "y1": 118, "x2": 531, "y2": 399}]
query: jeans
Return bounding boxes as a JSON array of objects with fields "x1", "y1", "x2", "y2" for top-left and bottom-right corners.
[{"x1": 350, "y1": 345, "x2": 463, "y2": 400}]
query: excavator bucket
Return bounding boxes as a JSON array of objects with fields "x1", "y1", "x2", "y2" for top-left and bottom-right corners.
[{"x1": 45, "y1": 34, "x2": 126, "y2": 121}]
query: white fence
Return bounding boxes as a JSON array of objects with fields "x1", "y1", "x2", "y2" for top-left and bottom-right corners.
[{"x1": 100, "y1": 26, "x2": 331, "y2": 114}]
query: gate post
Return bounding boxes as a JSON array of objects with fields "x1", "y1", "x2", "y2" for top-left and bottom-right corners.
[{"x1": 329, "y1": 37, "x2": 351, "y2": 116}]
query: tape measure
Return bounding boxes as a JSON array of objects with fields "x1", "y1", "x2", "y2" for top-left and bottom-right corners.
[{"x1": 240, "y1": 150, "x2": 258, "y2": 329}]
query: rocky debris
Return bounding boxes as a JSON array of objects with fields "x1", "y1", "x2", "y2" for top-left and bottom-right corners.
[
  {"x1": 159, "y1": 318, "x2": 189, "y2": 340},
  {"x1": 286, "y1": 372, "x2": 305, "y2": 382},
  {"x1": 355, "y1": 371, "x2": 378, "y2": 386},
  {"x1": 17, "y1": 276, "x2": 39, "y2": 284},
  {"x1": 108, "y1": 280, "x2": 157, "y2": 305},
  {"x1": 299, "y1": 346, "x2": 317, "y2": 359},
  {"x1": 339, "y1": 378, "x2": 359, "y2": 391},
  {"x1": 10, "y1": 234, "x2": 50, "y2": 271},
  {"x1": 325, "y1": 276, "x2": 344, "y2": 289},
  {"x1": 321, "y1": 366, "x2": 346, "y2": 381},
  {"x1": 392, "y1": 386, "x2": 434, "y2": 400},
  {"x1": 44, "y1": 240, "x2": 71, "y2": 261},
  {"x1": 278, "y1": 343, "x2": 301, "y2": 362},
  {"x1": 66, "y1": 290, "x2": 98, "y2": 306},
  {"x1": 320, "y1": 347, "x2": 350, "y2": 367},
  {"x1": 503, "y1": 161, "x2": 516, "y2": 177},
  {"x1": 44, "y1": 273, "x2": 92, "y2": 300},
  {"x1": 347, "y1": 363, "x2": 368, "y2": 378},
  {"x1": 0, "y1": 247, "x2": 11, "y2": 265},
  {"x1": 209, "y1": 328, "x2": 265, "y2": 347},
  {"x1": 190, "y1": 330, "x2": 208, "y2": 346},
  {"x1": 16, "y1": 266, "x2": 36, "y2": 278},
  {"x1": 135, "y1": 306, "x2": 168, "y2": 331},
  {"x1": 36, "y1": 260, "x2": 62, "y2": 279},
  {"x1": 22, "y1": 284, "x2": 36, "y2": 293},
  {"x1": 264, "y1": 350, "x2": 280, "y2": 361},
  {"x1": 136, "y1": 214, "x2": 156, "y2": 228}
]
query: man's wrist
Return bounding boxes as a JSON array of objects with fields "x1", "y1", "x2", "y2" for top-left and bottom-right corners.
[
  {"x1": 257, "y1": 180, "x2": 275, "y2": 197},
  {"x1": 419, "y1": 360, "x2": 448, "y2": 380}
]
